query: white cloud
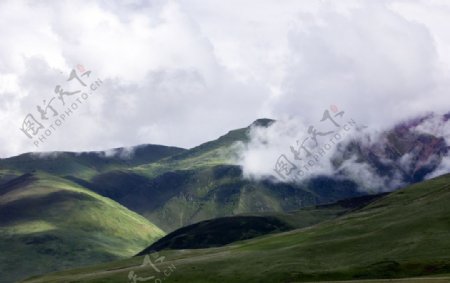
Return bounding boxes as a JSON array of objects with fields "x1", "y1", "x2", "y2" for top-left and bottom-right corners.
[{"x1": 0, "y1": 0, "x2": 449, "y2": 159}]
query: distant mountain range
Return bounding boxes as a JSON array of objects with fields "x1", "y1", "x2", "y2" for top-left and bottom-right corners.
[{"x1": 0, "y1": 113, "x2": 449, "y2": 282}]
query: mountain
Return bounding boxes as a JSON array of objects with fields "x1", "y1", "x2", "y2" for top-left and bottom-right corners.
[
  {"x1": 58, "y1": 118, "x2": 364, "y2": 232},
  {"x1": 1, "y1": 115, "x2": 448, "y2": 235},
  {"x1": 25, "y1": 173, "x2": 450, "y2": 282},
  {"x1": 72, "y1": 164, "x2": 364, "y2": 232},
  {"x1": 132, "y1": 118, "x2": 274, "y2": 175},
  {"x1": 81, "y1": 114, "x2": 449, "y2": 231},
  {"x1": 0, "y1": 144, "x2": 186, "y2": 180},
  {"x1": 0, "y1": 118, "x2": 367, "y2": 281},
  {"x1": 137, "y1": 193, "x2": 387, "y2": 253},
  {"x1": 332, "y1": 113, "x2": 449, "y2": 190},
  {"x1": 0, "y1": 172, "x2": 165, "y2": 283},
  {"x1": 137, "y1": 215, "x2": 293, "y2": 253},
  {"x1": 1, "y1": 114, "x2": 448, "y2": 282}
]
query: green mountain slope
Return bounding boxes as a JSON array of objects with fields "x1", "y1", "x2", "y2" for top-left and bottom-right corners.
[
  {"x1": 0, "y1": 144, "x2": 186, "y2": 179},
  {"x1": 25, "y1": 173, "x2": 450, "y2": 283},
  {"x1": 0, "y1": 172, "x2": 165, "y2": 283},
  {"x1": 137, "y1": 193, "x2": 386, "y2": 253},
  {"x1": 74, "y1": 165, "x2": 362, "y2": 232},
  {"x1": 0, "y1": 169, "x2": 21, "y2": 186}
]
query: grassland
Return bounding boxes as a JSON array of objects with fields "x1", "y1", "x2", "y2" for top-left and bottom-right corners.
[
  {"x1": 22, "y1": 173, "x2": 450, "y2": 283},
  {"x1": 0, "y1": 172, "x2": 165, "y2": 283}
]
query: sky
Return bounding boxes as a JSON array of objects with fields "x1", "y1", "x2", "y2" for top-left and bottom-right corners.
[{"x1": 0, "y1": 0, "x2": 449, "y2": 158}]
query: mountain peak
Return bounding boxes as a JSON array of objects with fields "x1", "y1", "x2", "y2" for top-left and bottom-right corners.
[{"x1": 250, "y1": 118, "x2": 275, "y2": 128}]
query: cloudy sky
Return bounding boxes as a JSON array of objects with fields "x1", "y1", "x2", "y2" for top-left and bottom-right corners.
[{"x1": 1, "y1": 0, "x2": 449, "y2": 158}]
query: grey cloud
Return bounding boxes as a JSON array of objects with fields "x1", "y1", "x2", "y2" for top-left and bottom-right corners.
[{"x1": 1, "y1": 0, "x2": 450, "y2": 163}]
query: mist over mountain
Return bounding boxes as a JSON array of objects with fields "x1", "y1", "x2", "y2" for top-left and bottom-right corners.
[
  {"x1": 2, "y1": 111, "x2": 448, "y2": 195},
  {"x1": 234, "y1": 111, "x2": 450, "y2": 193}
]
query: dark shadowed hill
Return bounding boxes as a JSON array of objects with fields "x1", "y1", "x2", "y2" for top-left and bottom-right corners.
[{"x1": 137, "y1": 192, "x2": 387, "y2": 253}]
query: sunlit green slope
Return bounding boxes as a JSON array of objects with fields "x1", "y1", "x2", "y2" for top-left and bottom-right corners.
[{"x1": 0, "y1": 172, "x2": 165, "y2": 283}]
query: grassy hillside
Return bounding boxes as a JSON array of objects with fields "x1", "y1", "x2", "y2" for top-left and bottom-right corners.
[
  {"x1": 129, "y1": 120, "x2": 265, "y2": 177},
  {"x1": 0, "y1": 144, "x2": 185, "y2": 179},
  {"x1": 73, "y1": 165, "x2": 362, "y2": 232},
  {"x1": 0, "y1": 169, "x2": 21, "y2": 185},
  {"x1": 0, "y1": 172, "x2": 165, "y2": 283},
  {"x1": 137, "y1": 193, "x2": 387, "y2": 253},
  {"x1": 24, "y1": 173, "x2": 450, "y2": 283}
]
